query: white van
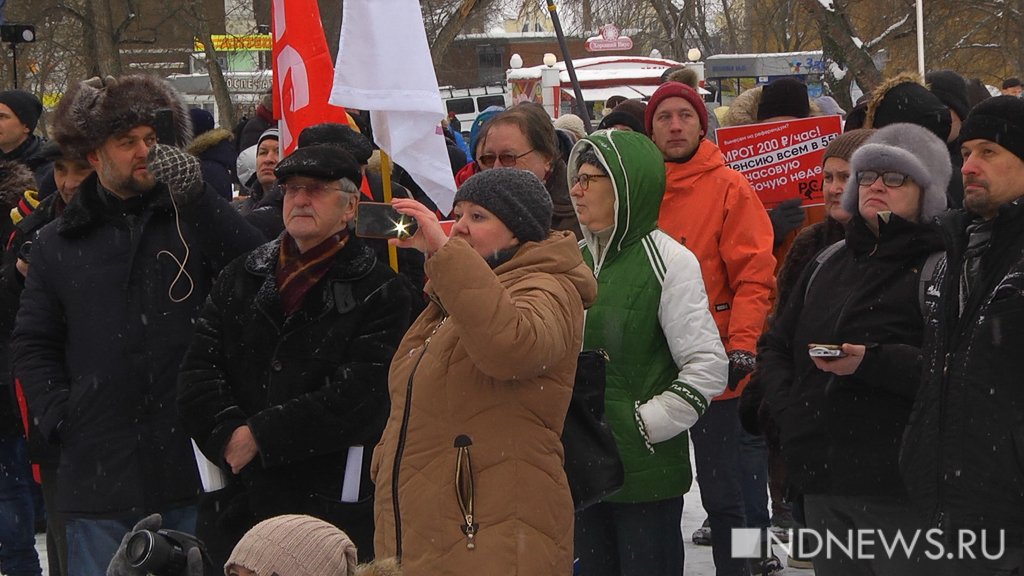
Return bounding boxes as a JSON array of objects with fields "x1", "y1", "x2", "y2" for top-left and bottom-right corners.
[{"x1": 440, "y1": 85, "x2": 511, "y2": 135}]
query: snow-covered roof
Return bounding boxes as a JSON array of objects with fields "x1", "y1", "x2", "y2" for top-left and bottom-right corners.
[
  {"x1": 457, "y1": 31, "x2": 561, "y2": 40},
  {"x1": 507, "y1": 56, "x2": 683, "y2": 81},
  {"x1": 705, "y1": 51, "x2": 822, "y2": 60}
]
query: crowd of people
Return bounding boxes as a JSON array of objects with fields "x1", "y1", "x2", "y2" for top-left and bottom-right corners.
[{"x1": 0, "y1": 62, "x2": 1021, "y2": 576}]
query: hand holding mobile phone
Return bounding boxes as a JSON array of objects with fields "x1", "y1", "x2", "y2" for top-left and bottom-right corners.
[
  {"x1": 807, "y1": 344, "x2": 848, "y2": 358},
  {"x1": 153, "y1": 108, "x2": 177, "y2": 146},
  {"x1": 355, "y1": 202, "x2": 419, "y2": 240}
]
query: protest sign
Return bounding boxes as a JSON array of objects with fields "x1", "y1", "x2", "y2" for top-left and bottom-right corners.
[{"x1": 716, "y1": 115, "x2": 842, "y2": 209}]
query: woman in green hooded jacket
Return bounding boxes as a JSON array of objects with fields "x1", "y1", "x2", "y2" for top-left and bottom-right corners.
[{"x1": 568, "y1": 129, "x2": 728, "y2": 575}]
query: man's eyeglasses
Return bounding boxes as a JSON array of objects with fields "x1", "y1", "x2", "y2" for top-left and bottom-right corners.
[
  {"x1": 857, "y1": 171, "x2": 912, "y2": 188},
  {"x1": 282, "y1": 182, "x2": 345, "y2": 196},
  {"x1": 571, "y1": 173, "x2": 609, "y2": 191},
  {"x1": 477, "y1": 149, "x2": 535, "y2": 168}
]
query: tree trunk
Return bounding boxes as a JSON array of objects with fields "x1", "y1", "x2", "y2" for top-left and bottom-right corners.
[
  {"x1": 719, "y1": 0, "x2": 743, "y2": 52},
  {"x1": 90, "y1": 0, "x2": 122, "y2": 76},
  {"x1": 430, "y1": 0, "x2": 480, "y2": 66},
  {"x1": 192, "y1": 1, "x2": 237, "y2": 129},
  {"x1": 800, "y1": 0, "x2": 881, "y2": 110},
  {"x1": 648, "y1": 0, "x2": 688, "y2": 61}
]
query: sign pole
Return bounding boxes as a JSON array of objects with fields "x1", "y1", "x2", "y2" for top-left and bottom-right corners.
[{"x1": 544, "y1": 0, "x2": 592, "y2": 132}]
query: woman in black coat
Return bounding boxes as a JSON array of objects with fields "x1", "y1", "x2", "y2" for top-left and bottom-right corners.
[{"x1": 758, "y1": 124, "x2": 948, "y2": 575}]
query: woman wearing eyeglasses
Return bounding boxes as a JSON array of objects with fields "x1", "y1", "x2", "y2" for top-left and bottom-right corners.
[
  {"x1": 476, "y1": 104, "x2": 583, "y2": 239},
  {"x1": 758, "y1": 123, "x2": 948, "y2": 575},
  {"x1": 567, "y1": 129, "x2": 728, "y2": 576}
]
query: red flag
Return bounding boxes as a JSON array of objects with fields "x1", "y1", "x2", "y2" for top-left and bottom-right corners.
[{"x1": 272, "y1": 0, "x2": 349, "y2": 155}]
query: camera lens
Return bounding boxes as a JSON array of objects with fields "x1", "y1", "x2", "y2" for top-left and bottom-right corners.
[
  {"x1": 125, "y1": 529, "x2": 187, "y2": 575},
  {"x1": 126, "y1": 531, "x2": 156, "y2": 566}
]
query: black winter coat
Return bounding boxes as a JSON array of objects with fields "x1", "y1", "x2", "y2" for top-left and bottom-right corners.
[
  {"x1": 11, "y1": 176, "x2": 264, "y2": 516},
  {"x1": 177, "y1": 236, "x2": 414, "y2": 545},
  {"x1": 759, "y1": 213, "x2": 942, "y2": 497},
  {"x1": 901, "y1": 203, "x2": 1024, "y2": 542},
  {"x1": 0, "y1": 135, "x2": 52, "y2": 193},
  {"x1": 188, "y1": 129, "x2": 237, "y2": 201},
  {"x1": 742, "y1": 217, "x2": 846, "y2": 441},
  {"x1": 0, "y1": 193, "x2": 65, "y2": 460},
  {"x1": 238, "y1": 111, "x2": 273, "y2": 153}
]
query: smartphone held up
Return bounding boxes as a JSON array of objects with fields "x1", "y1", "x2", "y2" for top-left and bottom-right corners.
[{"x1": 355, "y1": 202, "x2": 419, "y2": 241}]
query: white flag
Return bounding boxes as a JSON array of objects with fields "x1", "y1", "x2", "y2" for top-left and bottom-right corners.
[{"x1": 330, "y1": 0, "x2": 457, "y2": 214}]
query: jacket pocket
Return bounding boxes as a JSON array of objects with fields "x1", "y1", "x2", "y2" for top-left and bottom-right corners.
[{"x1": 453, "y1": 434, "x2": 477, "y2": 550}]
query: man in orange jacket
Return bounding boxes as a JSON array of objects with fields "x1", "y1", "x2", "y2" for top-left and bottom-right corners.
[{"x1": 646, "y1": 82, "x2": 777, "y2": 576}]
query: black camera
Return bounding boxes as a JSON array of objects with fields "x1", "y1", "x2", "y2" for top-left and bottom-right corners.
[
  {"x1": 125, "y1": 529, "x2": 208, "y2": 576},
  {"x1": 16, "y1": 240, "x2": 31, "y2": 264}
]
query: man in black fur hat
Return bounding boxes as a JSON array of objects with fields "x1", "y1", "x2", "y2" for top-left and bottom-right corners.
[{"x1": 10, "y1": 75, "x2": 264, "y2": 576}]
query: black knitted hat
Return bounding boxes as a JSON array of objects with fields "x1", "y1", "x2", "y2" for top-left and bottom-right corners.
[
  {"x1": 0, "y1": 90, "x2": 42, "y2": 131},
  {"x1": 926, "y1": 70, "x2": 970, "y2": 121},
  {"x1": 454, "y1": 168, "x2": 552, "y2": 243},
  {"x1": 959, "y1": 95, "x2": 1024, "y2": 163},
  {"x1": 757, "y1": 77, "x2": 810, "y2": 121},
  {"x1": 866, "y1": 73, "x2": 952, "y2": 141}
]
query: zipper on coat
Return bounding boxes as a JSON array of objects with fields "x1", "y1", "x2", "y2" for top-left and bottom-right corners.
[
  {"x1": 454, "y1": 434, "x2": 477, "y2": 550},
  {"x1": 391, "y1": 315, "x2": 447, "y2": 559},
  {"x1": 933, "y1": 350, "x2": 952, "y2": 528},
  {"x1": 934, "y1": 247, "x2": 962, "y2": 529}
]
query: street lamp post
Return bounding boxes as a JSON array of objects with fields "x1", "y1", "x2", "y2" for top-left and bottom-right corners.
[
  {"x1": 1, "y1": 23, "x2": 36, "y2": 89},
  {"x1": 541, "y1": 52, "x2": 560, "y2": 119}
]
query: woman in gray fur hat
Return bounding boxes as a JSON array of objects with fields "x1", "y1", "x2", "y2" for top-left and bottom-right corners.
[{"x1": 758, "y1": 123, "x2": 947, "y2": 575}]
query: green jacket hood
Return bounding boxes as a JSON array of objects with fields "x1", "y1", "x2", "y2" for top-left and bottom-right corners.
[{"x1": 567, "y1": 129, "x2": 666, "y2": 268}]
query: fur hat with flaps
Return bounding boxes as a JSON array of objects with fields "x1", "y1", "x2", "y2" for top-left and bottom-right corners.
[
  {"x1": 0, "y1": 159, "x2": 36, "y2": 211},
  {"x1": 52, "y1": 74, "x2": 192, "y2": 162},
  {"x1": 841, "y1": 123, "x2": 950, "y2": 224},
  {"x1": 865, "y1": 72, "x2": 952, "y2": 141}
]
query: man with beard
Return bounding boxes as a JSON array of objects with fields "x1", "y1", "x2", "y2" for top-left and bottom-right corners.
[
  {"x1": 11, "y1": 75, "x2": 263, "y2": 576},
  {"x1": 901, "y1": 95, "x2": 1024, "y2": 575}
]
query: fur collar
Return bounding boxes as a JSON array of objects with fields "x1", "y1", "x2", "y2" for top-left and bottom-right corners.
[{"x1": 187, "y1": 128, "x2": 233, "y2": 156}]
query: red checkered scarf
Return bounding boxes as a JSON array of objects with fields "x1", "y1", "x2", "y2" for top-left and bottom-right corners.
[{"x1": 275, "y1": 230, "x2": 349, "y2": 315}]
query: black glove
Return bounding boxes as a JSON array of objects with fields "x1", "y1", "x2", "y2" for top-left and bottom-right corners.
[
  {"x1": 727, "y1": 349, "x2": 756, "y2": 390},
  {"x1": 106, "y1": 514, "x2": 204, "y2": 576},
  {"x1": 147, "y1": 143, "x2": 204, "y2": 206},
  {"x1": 769, "y1": 198, "x2": 806, "y2": 247},
  {"x1": 737, "y1": 372, "x2": 764, "y2": 435}
]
